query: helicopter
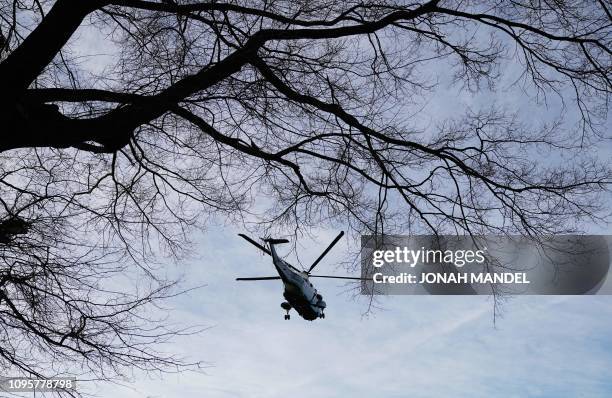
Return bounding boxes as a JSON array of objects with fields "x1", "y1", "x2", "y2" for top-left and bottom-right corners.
[{"x1": 237, "y1": 231, "x2": 365, "y2": 321}]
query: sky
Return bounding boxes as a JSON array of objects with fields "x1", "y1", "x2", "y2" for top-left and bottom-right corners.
[
  {"x1": 37, "y1": 7, "x2": 612, "y2": 398},
  {"x1": 91, "y1": 224, "x2": 612, "y2": 398}
]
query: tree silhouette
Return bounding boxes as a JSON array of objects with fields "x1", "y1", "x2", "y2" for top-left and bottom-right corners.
[{"x1": 0, "y1": 0, "x2": 610, "y2": 389}]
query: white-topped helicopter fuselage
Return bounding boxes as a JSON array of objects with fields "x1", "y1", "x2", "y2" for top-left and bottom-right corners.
[{"x1": 237, "y1": 232, "x2": 363, "y2": 321}]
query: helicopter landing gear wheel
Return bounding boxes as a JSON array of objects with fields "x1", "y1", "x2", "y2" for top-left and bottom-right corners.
[{"x1": 281, "y1": 302, "x2": 291, "y2": 320}]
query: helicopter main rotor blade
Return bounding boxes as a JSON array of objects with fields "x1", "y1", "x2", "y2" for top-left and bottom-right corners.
[
  {"x1": 308, "y1": 275, "x2": 369, "y2": 280},
  {"x1": 307, "y1": 231, "x2": 344, "y2": 273},
  {"x1": 236, "y1": 276, "x2": 281, "y2": 281},
  {"x1": 238, "y1": 233, "x2": 271, "y2": 255}
]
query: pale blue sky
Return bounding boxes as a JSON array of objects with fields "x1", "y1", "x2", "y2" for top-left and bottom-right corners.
[
  {"x1": 68, "y1": 12, "x2": 612, "y2": 398},
  {"x1": 95, "y1": 225, "x2": 612, "y2": 398}
]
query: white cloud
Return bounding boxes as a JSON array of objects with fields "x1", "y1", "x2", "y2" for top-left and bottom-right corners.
[{"x1": 92, "y1": 227, "x2": 612, "y2": 398}]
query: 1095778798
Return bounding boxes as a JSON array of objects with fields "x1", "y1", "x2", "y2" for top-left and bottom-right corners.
[{"x1": 0, "y1": 377, "x2": 76, "y2": 392}]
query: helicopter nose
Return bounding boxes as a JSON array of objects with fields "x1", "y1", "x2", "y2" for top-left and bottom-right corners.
[{"x1": 316, "y1": 294, "x2": 326, "y2": 308}]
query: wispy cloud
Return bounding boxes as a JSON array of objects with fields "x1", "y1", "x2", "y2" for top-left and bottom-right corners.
[{"x1": 95, "y1": 227, "x2": 612, "y2": 398}]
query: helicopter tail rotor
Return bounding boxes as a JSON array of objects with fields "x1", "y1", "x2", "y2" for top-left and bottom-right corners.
[{"x1": 263, "y1": 238, "x2": 289, "y2": 245}]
